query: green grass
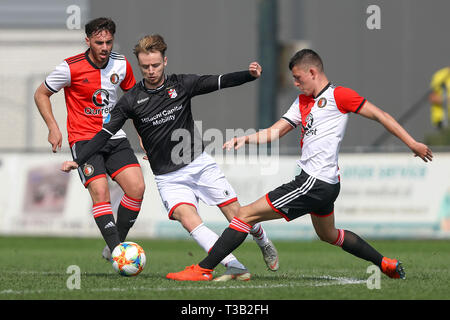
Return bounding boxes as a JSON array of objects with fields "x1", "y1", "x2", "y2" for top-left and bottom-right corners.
[{"x1": 0, "y1": 236, "x2": 449, "y2": 300}]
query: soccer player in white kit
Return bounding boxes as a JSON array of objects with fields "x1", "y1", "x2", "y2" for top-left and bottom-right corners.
[{"x1": 166, "y1": 49, "x2": 433, "y2": 281}]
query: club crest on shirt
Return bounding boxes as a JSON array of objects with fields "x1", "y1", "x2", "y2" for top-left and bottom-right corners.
[
  {"x1": 168, "y1": 88, "x2": 177, "y2": 99},
  {"x1": 317, "y1": 97, "x2": 327, "y2": 108},
  {"x1": 83, "y1": 164, "x2": 94, "y2": 177},
  {"x1": 110, "y1": 73, "x2": 119, "y2": 84}
]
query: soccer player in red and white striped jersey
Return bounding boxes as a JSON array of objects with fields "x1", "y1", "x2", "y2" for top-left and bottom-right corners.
[
  {"x1": 166, "y1": 49, "x2": 433, "y2": 281},
  {"x1": 34, "y1": 18, "x2": 145, "y2": 258}
]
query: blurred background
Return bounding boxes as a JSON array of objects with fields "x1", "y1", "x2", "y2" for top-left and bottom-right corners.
[
  {"x1": 0, "y1": 0, "x2": 449, "y2": 239},
  {"x1": 3, "y1": 0, "x2": 450, "y2": 152}
]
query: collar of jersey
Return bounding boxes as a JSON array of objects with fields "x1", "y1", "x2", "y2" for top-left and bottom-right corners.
[
  {"x1": 140, "y1": 77, "x2": 167, "y2": 93},
  {"x1": 312, "y1": 82, "x2": 331, "y2": 99}
]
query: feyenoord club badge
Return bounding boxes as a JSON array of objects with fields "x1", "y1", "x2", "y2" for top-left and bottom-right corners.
[
  {"x1": 168, "y1": 88, "x2": 177, "y2": 99},
  {"x1": 110, "y1": 73, "x2": 119, "y2": 84},
  {"x1": 83, "y1": 164, "x2": 94, "y2": 177},
  {"x1": 317, "y1": 97, "x2": 327, "y2": 108}
]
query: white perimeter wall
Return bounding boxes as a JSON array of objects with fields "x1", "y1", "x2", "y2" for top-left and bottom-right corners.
[{"x1": 0, "y1": 153, "x2": 449, "y2": 240}]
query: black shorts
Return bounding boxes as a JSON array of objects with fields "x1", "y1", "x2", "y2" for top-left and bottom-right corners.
[
  {"x1": 266, "y1": 170, "x2": 340, "y2": 221},
  {"x1": 70, "y1": 138, "x2": 140, "y2": 188}
]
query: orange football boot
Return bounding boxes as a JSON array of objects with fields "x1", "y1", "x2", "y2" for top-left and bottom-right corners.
[
  {"x1": 166, "y1": 264, "x2": 213, "y2": 281},
  {"x1": 381, "y1": 257, "x2": 405, "y2": 279}
]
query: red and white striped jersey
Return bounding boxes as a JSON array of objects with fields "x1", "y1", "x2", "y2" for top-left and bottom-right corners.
[
  {"x1": 282, "y1": 83, "x2": 366, "y2": 184},
  {"x1": 45, "y1": 50, "x2": 136, "y2": 146}
]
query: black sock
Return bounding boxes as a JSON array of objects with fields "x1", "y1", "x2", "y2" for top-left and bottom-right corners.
[
  {"x1": 341, "y1": 230, "x2": 383, "y2": 267},
  {"x1": 93, "y1": 202, "x2": 121, "y2": 251},
  {"x1": 116, "y1": 205, "x2": 139, "y2": 242},
  {"x1": 116, "y1": 195, "x2": 142, "y2": 242},
  {"x1": 199, "y1": 227, "x2": 248, "y2": 269}
]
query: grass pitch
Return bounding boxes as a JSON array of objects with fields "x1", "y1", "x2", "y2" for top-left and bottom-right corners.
[{"x1": 0, "y1": 236, "x2": 449, "y2": 301}]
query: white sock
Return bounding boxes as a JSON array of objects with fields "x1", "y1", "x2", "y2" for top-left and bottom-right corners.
[
  {"x1": 190, "y1": 223, "x2": 246, "y2": 269},
  {"x1": 250, "y1": 223, "x2": 269, "y2": 247}
]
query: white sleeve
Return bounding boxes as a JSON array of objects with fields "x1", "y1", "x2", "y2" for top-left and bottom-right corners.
[
  {"x1": 281, "y1": 96, "x2": 301, "y2": 127},
  {"x1": 44, "y1": 61, "x2": 71, "y2": 93}
]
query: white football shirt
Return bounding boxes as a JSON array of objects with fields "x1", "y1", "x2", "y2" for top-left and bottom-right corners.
[{"x1": 282, "y1": 83, "x2": 366, "y2": 184}]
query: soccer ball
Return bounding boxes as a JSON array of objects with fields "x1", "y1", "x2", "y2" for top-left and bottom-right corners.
[{"x1": 111, "y1": 242, "x2": 146, "y2": 276}]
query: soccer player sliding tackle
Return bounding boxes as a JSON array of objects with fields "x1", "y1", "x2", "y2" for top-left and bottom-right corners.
[{"x1": 165, "y1": 49, "x2": 433, "y2": 281}]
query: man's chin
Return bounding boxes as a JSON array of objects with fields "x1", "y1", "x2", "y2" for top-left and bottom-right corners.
[{"x1": 145, "y1": 78, "x2": 162, "y2": 87}]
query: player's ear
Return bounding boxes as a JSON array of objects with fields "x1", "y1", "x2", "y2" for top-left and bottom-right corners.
[
  {"x1": 163, "y1": 56, "x2": 168, "y2": 67},
  {"x1": 85, "y1": 36, "x2": 90, "y2": 47},
  {"x1": 310, "y1": 67, "x2": 318, "y2": 79}
]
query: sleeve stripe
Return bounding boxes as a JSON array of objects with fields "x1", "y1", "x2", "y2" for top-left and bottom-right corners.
[
  {"x1": 65, "y1": 53, "x2": 84, "y2": 63},
  {"x1": 281, "y1": 116, "x2": 297, "y2": 128},
  {"x1": 355, "y1": 99, "x2": 367, "y2": 113},
  {"x1": 66, "y1": 57, "x2": 85, "y2": 65},
  {"x1": 218, "y1": 75, "x2": 222, "y2": 90},
  {"x1": 44, "y1": 80, "x2": 58, "y2": 93},
  {"x1": 102, "y1": 128, "x2": 114, "y2": 136}
]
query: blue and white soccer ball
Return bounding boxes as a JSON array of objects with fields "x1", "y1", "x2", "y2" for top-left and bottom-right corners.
[{"x1": 111, "y1": 242, "x2": 146, "y2": 277}]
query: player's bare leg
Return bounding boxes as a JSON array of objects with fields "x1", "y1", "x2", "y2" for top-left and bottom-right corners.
[
  {"x1": 87, "y1": 178, "x2": 121, "y2": 255},
  {"x1": 238, "y1": 196, "x2": 284, "y2": 225},
  {"x1": 219, "y1": 201, "x2": 279, "y2": 271},
  {"x1": 310, "y1": 213, "x2": 405, "y2": 279},
  {"x1": 171, "y1": 204, "x2": 250, "y2": 281},
  {"x1": 171, "y1": 204, "x2": 203, "y2": 232},
  {"x1": 87, "y1": 177, "x2": 111, "y2": 204},
  {"x1": 309, "y1": 212, "x2": 339, "y2": 244},
  {"x1": 114, "y1": 166, "x2": 145, "y2": 200}
]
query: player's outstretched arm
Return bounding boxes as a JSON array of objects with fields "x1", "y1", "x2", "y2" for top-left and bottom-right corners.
[
  {"x1": 223, "y1": 119, "x2": 293, "y2": 150},
  {"x1": 189, "y1": 62, "x2": 262, "y2": 97},
  {"x1": 358, "y1": 101, "x2": 433, "y2": 162},
  {"x1": 219, "y1": 61, "x2": 262, "y2": 87},
  {"x1": 34, "y1": 83, "x2": 62, "y2": 153}
]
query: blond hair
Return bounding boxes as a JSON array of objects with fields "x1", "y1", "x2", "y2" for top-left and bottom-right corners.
[{"x1": 134, "y1": 34, "x2": 167, "y2": 58}]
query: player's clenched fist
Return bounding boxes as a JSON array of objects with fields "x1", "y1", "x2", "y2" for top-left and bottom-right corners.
[
  {"x1": 61, "y1": 161, "x2": 79, "y2": 172},
  {"x1": 249, "y1": 62, "x2": 262, "y2": 78}
]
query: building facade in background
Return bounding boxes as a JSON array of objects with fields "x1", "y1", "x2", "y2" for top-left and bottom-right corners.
[{"x1": 1, "y1": 0, "x2": 450, "y2": 153}]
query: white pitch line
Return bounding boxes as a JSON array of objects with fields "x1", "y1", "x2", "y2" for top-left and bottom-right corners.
[{"x1": 0, "y1": 275, "x2": 366, "y2": 295}]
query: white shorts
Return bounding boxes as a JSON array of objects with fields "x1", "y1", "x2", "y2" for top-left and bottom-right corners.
[{"x1": 155, "y1": 152, "x2": 238, "y2": 220}]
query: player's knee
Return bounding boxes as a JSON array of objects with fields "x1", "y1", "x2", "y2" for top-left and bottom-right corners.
[
  {"x1": 172, "y1": 205, "x2": 200, "y2": 228},
  {"x1": 126, "y1": 180, "x2": 145, "y2": 199},
  {"x1": 89, "y1": 185, "x2": 110, "y2": 203},
  {"x1": 316, "y1": 230, "x2": 336, "y2": 244},
  {"x1": 236, "y1": 207, "x2": 256, "y2": 226},
  {"x1": 177, "y1": 213, "x2": 202, "y2": 232}
]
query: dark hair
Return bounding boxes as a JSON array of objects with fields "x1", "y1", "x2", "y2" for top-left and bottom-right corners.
[
  {"x1": 288, "y1": 49, "x2": 324, "y2": 72},
  {"x1": 85, "y1": 17, "x2": 116, "y2": 38},
  {"x1": 134, "y1": 34, "x2": 168, "y2": 58}
]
